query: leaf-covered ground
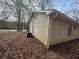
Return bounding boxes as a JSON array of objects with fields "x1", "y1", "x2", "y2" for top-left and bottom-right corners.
[{"x1": 0, "y1": 32, "x2": 79, "y2": 59}]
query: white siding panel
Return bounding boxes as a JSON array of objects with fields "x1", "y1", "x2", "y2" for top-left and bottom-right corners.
[
  {"x1": 71, "y1": 25, "x2": 79, "y2": 39},
  {"x1": 30, "y1": 18, "x2": 34, "y2": 33},
  {"x1": 50, "y1": 19, "x2": 79, "y2": 45},
  {"x1": 50, "y1": 19, "x2": 69, "y2": 45},
  {"x1": 30, "y1": 13, "x2": 49, "y2": 46}
]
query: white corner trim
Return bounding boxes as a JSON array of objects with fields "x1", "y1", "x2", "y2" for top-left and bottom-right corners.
[
  {"x1": 47, "y1": 16, "x2": 51, "y2": 48},
  {"x1": 47, "y1": 14, "x2": 58, "y2": 48}
]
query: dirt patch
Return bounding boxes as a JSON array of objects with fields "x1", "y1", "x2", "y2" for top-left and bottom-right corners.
[{"x1": 0, "y1": 32, "x2": 79, "y2": 59}]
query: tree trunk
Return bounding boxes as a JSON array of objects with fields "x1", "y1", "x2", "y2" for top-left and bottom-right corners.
[
  {"x1": 16, "y1": 0, "x2": 22, "y2": 32},
  {"x1": 17, "y1": 9, "x2": 21, "y2": 32}
]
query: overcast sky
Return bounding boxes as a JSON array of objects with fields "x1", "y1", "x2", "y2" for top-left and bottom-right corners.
[
  {"x1": 0, "y1": 0, "x2": 79, "y2": 21},
  {"x1": 48, "y1": 0, "x2": 79, "y2": 10},
  {"x1": 49, "y1": 0, "x2": 79, "y2": 18}
]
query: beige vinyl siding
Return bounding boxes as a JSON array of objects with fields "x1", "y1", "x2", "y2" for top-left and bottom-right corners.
[
  {"x1": 30, "y1": 12, "x2": 79, "y2": 47},
  {"x1": 30, "y1": 13, "x2": 49, "y2": 46},
  {"x1": 30, "y1": 18, "x2": 35, "y2": 33},
  {"x1": 71, "y1": 25, "x2": 79, "y2": 39},
  {"x1": 49, "y1": 19, "x2": 79, "y2": 45}
]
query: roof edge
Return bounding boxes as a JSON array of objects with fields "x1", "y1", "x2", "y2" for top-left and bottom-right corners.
[{"x1": 32, "y1": 9, "x2": 79, "y2": 25}]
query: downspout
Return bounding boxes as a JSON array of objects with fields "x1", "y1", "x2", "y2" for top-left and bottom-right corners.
[
  {"x1": 47, "y1": 13, "x2": 58, "y2": 48},
  {"x1": 32, "y1": 19, "x2": 34, "y2": 34},
  {"x1": 47, "y1": 16, "x2": 51, "y2": 48},
  {"x1": 32, "y1": 13, "x2": 36, "y2": 34}
]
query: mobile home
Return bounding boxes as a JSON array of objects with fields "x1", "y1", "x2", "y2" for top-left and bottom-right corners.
[{"x1": 30, "y1": 9, "x2": 79, "y2": 48}]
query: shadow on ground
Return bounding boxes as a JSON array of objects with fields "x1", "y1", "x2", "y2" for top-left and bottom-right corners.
[{"x1": 48, "y1": 38, "x2": 79, "y2": 59}]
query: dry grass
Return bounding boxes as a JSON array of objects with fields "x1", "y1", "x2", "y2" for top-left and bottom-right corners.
[{"x1": 0, "y1": 32, "x2": 79, "y2": 59}]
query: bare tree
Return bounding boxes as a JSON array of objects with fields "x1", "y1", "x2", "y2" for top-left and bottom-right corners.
[
  {"x1": 0, "y1": 0, "x2": 28, "y2": 31},
  {"x1": 67, "y1": 0, "x2": 79, "y2": 21},
  {"x1": 0, "y1": 0, "x2": 51, "y2": 32}
]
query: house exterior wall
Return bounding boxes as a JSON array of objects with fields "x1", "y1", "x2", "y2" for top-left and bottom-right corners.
[
  {"x1": 30, "y1": 18, "x2": 35, "y2": 33},
  {"x1": 71, "y1": 25, "x2": 79, "y2": 39},
  {"x1": 49, "y1": 18, "x2": 79, "y2": 45},
  {"x1": 30, "y1": 13, "x2": 49, "y2": 46}
]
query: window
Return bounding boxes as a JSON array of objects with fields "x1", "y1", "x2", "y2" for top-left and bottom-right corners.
[
  {"x1": 74, "y1": 25, "x2": 76, "y2": 30},
  {"x1": 67, "y1": 24, "x2": 72, "y2": 36}
]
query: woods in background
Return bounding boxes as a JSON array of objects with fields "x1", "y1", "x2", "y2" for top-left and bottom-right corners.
[{"x1": 0, "y1": 20, "x2": 27, "y2": 30}]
